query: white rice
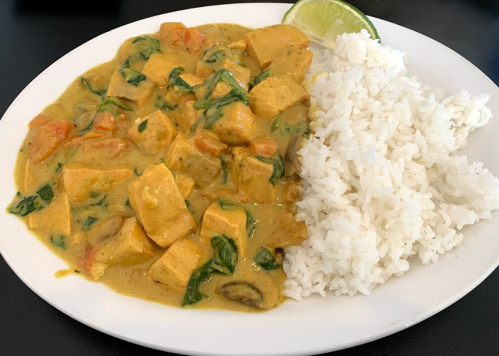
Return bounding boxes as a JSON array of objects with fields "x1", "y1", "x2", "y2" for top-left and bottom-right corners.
[{"x1": 283, "y1": 30, "x2": 499, "y2": 300}]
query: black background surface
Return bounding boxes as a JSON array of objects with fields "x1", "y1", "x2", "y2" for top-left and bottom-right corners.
[{"x1": 1, "y1": 0, "x2": 499, "y2": 355}]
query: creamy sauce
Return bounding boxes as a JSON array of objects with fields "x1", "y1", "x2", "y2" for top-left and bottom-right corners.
[{"x1": 9, "y1": 23, "x2": 312, "y2": 312}]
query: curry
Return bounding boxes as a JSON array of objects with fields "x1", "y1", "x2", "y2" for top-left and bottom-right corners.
[{"x1": 8, "y1": 22, "x2": 313, "y2": 312}]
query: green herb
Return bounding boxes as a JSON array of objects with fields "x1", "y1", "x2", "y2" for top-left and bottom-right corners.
[
  {"x1": 161, "y1": 157, "x2": 167, "y2": 166},
  {"x1": 130, "y1": 35, "x2": 162, "y2": 61},
  {"x1": 249, "y1": 69, "x2": 271, "y2": 90},
  {"x1": 55, "y1": 162, "x2": 63, "y2": 174},
  {"x1": 217, "y1": 198, "x2": 237, "y2": 211},
  {"x1": 204, "y1": 50, "x2": 226, "y2": 63},
  {"x1": 246, "y1": 210, "x2": 257, "y2": 238},
  {"x1": 211, "y1": 235, "x2": 238, "y2": 274},
  {"x1": 91, "y1": 195, "x2": 108, "y2": 207},
  {"x1": 197, "y1": 69, "x2": 248, "y2": 102},
  {"x1": 137, "y1": 119, "x2": 148, "y2": 133},
  {"x1": 271, "y1": 117, "x2": 281, "y2": 133},
  {"x1": 134, "y1": 167, "x2": 142, "y2": 176},
  {"x1": 78, "y1": 117, "x2": 95, "y2": 136},
  {"x1": 168, "y1": 67, "x2": 194, "y2": 94},
  {"x1": 238, "y1": 61, "x2": 247, "y2": 68},
  {"x1": 8, "y1": 195, "x2": 43, "y2": 216},
  {"x1": 254, "y1": 247, "x2": 280, "y2": 270},
  {"x1": 256, "y1": 155, "x2": 285, "y2": 185},
  {"x1": 81, "y1": 77, "x2": 107, "y2": 96},
  {"x1": 119, "y1": 68, "x2": 147, "y2": 87},
  {"x1": 185, "y1": 200, "x2": 195, "y2": 215},
  {"x1": 92, "y1": 97, "x2": 133, "y2": 126},
  {"x1": 101, "y1": 97, "x2": 133, "y2": 111},
  {"x1": 182, "y1": 260, "x2": 217, "y2": 306},
  {"x1": 219, "y1": 155, "x2": 228, "y2": 184},
  {"x1": 88, "y1": 191, "x2": 100, "y2": 199},
  {"x1": 36, "y1": 183, "x2": 54, "y2": 203},
  {"x1": 50, "y1": 235, "x2": 66, "y2": 250},
  {"x1": 154, "y1": 96, "x2": 175, "y2": 111},
  {"x1": 81, "y1": 217, "x2": 98, "y2": 232},
  {"x1": 195, "y1": 90, "x2": 248, "y2": 129},
  {"x1": 125, "y1": 199, "x2": 130, "y2": 206}
]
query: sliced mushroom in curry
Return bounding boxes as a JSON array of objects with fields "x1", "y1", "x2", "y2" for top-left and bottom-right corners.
[{"x1": 8, "y1": 22, "x2": 312, "y2": 312}]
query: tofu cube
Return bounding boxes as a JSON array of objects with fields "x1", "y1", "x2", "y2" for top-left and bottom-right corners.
[
  {"x1": 271, "y1": 213, "x2": 308, "y2": 248},
  {"x1": 128, "y1": 163, "x2": 196, "y2": 247},
  {"x1": 127, "y1": 110, "x2": 177, "y2": 155},
  {"x1": 195, "y1": 81, "x2": 231, "y2": 100},
  {"x1": 148, "y1": 238, "x2": 203, "y2": 292},
  {"x1": 248, "y1": 75, "x2": 310, "y2": 120},
  {"x1": 106, "y1": 70, "x2": 155, "y2": 108},
  {"x1": 175, "y1": 173, "x2": 195, "y2": 199},
  {"x1": 179, "y1": 73, "x2": 204, "y2": 87},
  {"x1": 95, "y1": 217, "x2": 156, "y2": 266},
  {"x1": 24, "y1": 159, "x2": 54, "y2": 193},
  {"x1": 268, "y1": 45, "x2": 313, "y2": 82},
  {"x1": 237, "y1": 156, "x2": 277, "y2": 204},
  {"x1": 165, "y1": 86, "x2": 196, "y2": 107},
  {"x1": 87, "y1": 214, "x2": 124, "y2": 246},
  {"x1": 142, "y1": 54, "x2": 182, "y2": 87},
  {"x1": 244, "y1": 25, "x2": 310, "y2": 68},
  {"x1": 62, "y1": 164, "x2": 133, "y2": 203},
  {"x1": 210, "y1": 101, "x2": 257, "y2": 145},
  {"x1": 173, "y1": 101, "x2": 200, "y2": 133},
  {"x1": 199, "y1": 201, "x2": 247, "y2": 258},
  {"x1": 228, "y1": 39, "x2": 246, "y2": 51},
  {"x1": 220, "y1": 59, "x2": 251, "y2": 91},
  {"x1": 28, "y1": 192, "x2": 71, "y2": 235},
  {"x1": 164, "y1": 133, "x2": 221, "y2": 188}
]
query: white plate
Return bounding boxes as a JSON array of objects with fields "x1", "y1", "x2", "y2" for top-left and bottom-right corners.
[{"x1": 1, "y1": 3, "x2": 499, "y2": 355}]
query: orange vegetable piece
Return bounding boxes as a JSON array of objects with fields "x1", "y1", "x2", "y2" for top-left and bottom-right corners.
[
  {"x1": 159, "y1": 22, "x2": 205, "y2": 54},
  {"x1": 30, "y1": 119, "x2": 73, "y2": 163},
  {"x1": 29, "y1": 114, "x2": 52, "y2": 129},
  {"x1": 81, "y1": 138, "x2": 130, "y2": 158},
  {"x1": 194, "y1": 133, "x2": 228, "y2": 157},
  {"x1": 250, "y1": 136, "x2": 278, "y2": 156},
  {"x1": 94, "y1": 111, "x2": 119, "y2": 133},
  {"x1": 64, "y1": 132, "x2": 105, "y2": 148}
]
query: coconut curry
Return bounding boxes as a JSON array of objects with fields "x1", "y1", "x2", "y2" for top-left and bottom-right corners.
[{"x1": 8, "y1": 22, "x2": 313, "y2": 312}]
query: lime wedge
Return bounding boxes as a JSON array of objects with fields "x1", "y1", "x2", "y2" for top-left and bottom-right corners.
[{"x1": 282, "y1": 0, "x2": 379, "y2": 49}]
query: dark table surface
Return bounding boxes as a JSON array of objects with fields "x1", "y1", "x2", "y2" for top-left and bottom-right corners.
[{"x1": 1, "y1": 0, "x2": 499, "y2": 355}]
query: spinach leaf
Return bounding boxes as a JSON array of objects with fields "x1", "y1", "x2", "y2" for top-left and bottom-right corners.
[
  {"x1": 89, "y1": 191, "x2": 100, "y2": 198},
  {"x1": 91, "y1": 195, "x2": 108, "y2": 207},
  {"x1": 81, "y1": 77, "x2": 107, "y2": 96},
  {"x1": 185, "y1": 200, "x2": 195, "y2": 215},
  {"x1": 119, "y1": 68, "x2": 147, "y2": 87},
  {"x1": 130, "y1": 35, "x2": 162, "y2": 61},
  {"x1": 168, "y1": 67, "x2": 194, "y2": 94},
  {"x1": 211, "y1": 235, "x2": 238, "y2": 275},
  {"x1": 78, "y1": 117, "x2": 95, "y2": 136},
  {"x1": 125, "y1": 198, "x2": 130, "y2": 206},
  {"x1": 271, "y1": 117, "x2": 281, "y2": 133},
  {"x1": 55, "y1": 162, "x2": 63, "y2": 174},
  {"x1": 249, "y1": 69, "x2": 271, "y2": 90},
  {"x1": 81, "y1": 217, "x2": 98, "y2": 231},
  {"x1": 161, "y1": 157, "x2": 167, "y2": 167},
  {"x1": 195, "y1": 90, "x2": 248, "y2": 129},
  {"x1": 8, "y1": 195, "x2": 43, "y2": 216},
  {"x1": 245, "y1": 210, "x2": 257, "y2": 238},
  {"x1": 50, "y1": 235, "x2": 66, "y2": 250},
  {"x1": 254, "y1": 247, "x2": 280, "y2": 270},
  {"x1": 219, "y1": 155, "x2": 228, "y2": 184},
  {"x1": 182, "y1": 260, "x2": 216, "y2": 306},
  {"x1": 197, "y1": 69, "x2": 248, "y2": 102},
  {"x1": 217, "y1": 198, "x2": 237, "y2": 211},
  {"x1": 154, "y1": 96, "x2": 175, "y2": 111},
  {"x1": 134, "y1": 167, "x2": 142, "y2": 176},
  {"x1": 138, "y1": 119, "x2": 148, "y2": 132},
  {"x1": 101, "y1": 97, "x2": 133, "y2": 111},
  {"x1": 204, "y1": 49, "x2": 226, "y2": 63},
  {"x1": 92, "y1": 96, "x2": 134, "y2": 127},
  {"x1": 256, "y1": 155, "x2": 285, "y2": 185},
  {"x1": 36, "y1": 183, "x2": 54, "y2": 203}
]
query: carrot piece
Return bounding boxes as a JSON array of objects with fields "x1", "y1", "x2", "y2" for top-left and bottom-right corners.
[
  {"x1": 250, "y1": 136, "x2": 278, "y2": 156},
  {"x1": 29, "y1": 114, "x2": 52, "y2": 129},
  {"x1": 94, "y1": 111, "x2": 119, "y2": 133},
  {"x1": 159, "y1": 22, "x2": 188, "y2": 46},
  {"x1": 184, "y1": 28, "x2": 206, "y2": 54},
  {"x1": 64, "y1": 132, "x2": 105, "y2": 148},
  {"x1": 194, "y1": 133, "x2": 228, "y2": 156},
  {"x1": 81, "y1": 138, "x2": 130, "y2": 158},
  {"x1": 30, "y1": 120, "x2": 73, "y2": 163}
]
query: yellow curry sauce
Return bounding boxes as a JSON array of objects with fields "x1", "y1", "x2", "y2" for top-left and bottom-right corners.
[{"x1": 9, "y1": 22, "x2": 313, "y2": 312}]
